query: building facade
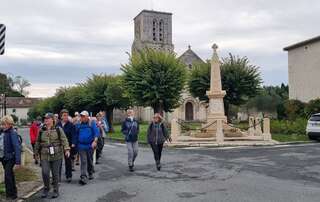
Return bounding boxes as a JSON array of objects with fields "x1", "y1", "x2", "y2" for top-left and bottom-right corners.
[{"x1": 284, "y1": 36, "x2": 320, "y2": 102}]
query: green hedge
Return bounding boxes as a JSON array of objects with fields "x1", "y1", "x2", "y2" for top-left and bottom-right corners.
[{"x1": 271, "y1": 118, "x2": 307, "y2": 135}]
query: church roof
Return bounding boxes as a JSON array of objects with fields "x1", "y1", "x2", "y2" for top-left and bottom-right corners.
[
  {"x1": 179, "y1": 45, "x2": 204, "y2": 65},
  {"x1": 284, "y1": 35, "x2": 320, "y2": 51},
  {"x1": 134, "y1": 10, "x2": 172, "y2": 20}
]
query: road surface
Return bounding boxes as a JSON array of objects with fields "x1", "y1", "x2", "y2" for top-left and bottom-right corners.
[{"x1": 26, "y1": 142, "x2": 320, "y2": 202}]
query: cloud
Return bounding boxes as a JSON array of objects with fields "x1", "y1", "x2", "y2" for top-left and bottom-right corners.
[{"x1": 1, "y1": 0, "x2": 320, "y2": 97}]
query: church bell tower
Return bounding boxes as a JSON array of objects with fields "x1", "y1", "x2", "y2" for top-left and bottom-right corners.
[{"x1": 132, "y1": 10, "x2": 174, "y2": 54}]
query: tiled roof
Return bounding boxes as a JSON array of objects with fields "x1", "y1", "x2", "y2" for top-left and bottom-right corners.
[
  {"x1": 284, "y1": 35, "x2": 320, "y2": 51},
  {"x1": 0, "y1": 97, "x2": 42, "y2": 108}
]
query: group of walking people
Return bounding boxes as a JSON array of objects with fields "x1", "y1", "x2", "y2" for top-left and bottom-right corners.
[
  {"x1": 31, "y1": 110, "x2": 108, "y2": 198},
  {"x1": 0, "y1": 108, "x2": 171, "y2": 200}
]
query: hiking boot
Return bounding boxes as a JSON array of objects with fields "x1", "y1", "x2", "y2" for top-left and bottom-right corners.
[
  {"x1": 129, "y1": 165, "x2": 134, "y2": 172},
  {"x1": 88, "y1": 174, "x2": 94, "y2": 180},
  {"x1": 41, "y1": 190, "x2": 49, "y2": 198},
  {"x1": 157, "y1": 164, "x2": 161, "y2": 171},
  {"x1": 66, "y1": 177, "x2": 72, "y2": 183},
  {"x1": 51, "y1": 191, "x2": 59, "y2": 199}
]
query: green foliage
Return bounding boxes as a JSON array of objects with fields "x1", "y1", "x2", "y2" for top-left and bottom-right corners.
[
  {"x1": 284, "y1": 99, "x2": 306, "y2": 120},
  {"x1": 0, "y1": 73, "x2": 24, "y2": 97},
  {"x1": 188, "y1": 61, "x2": 210, "y2": 101},
  {"x1": 270, "y1": 118, "x2": 307, "y2": 135},
  {"x1": 246, "y1": 84, "x2": 289, "y2": 116},
  {"x1": 10, "y1": 114, "x2": 18, "y2": 123},
  {"x1": 188, "y1": 53, "x2": 262, "y2": 115},
  {"x1": 122, "y1": 49, "x2": 187, "y2": 114},
  {"x1": 28, "y1": 74, "x2": 131, "y2": 125},
  {"x1": 304, "y1": 98, "x2": 320, "y2": 118}
]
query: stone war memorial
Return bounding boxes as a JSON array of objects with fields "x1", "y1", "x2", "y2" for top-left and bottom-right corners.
[{"x1": 170, "y1": 44, "x2": 276, "y2": 147}]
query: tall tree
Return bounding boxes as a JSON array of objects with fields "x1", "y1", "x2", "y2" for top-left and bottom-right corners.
[
  {"x1": 84, "y1": 74, "x2": 131, "y2": 131},
  {"x1": 0, "y1": 73, "x2": 24, "y2": 97},
  {"x1": 13, "y1": 76, "x2": 31, "y2": 96},
  {"x1": 188, "y1": 54, "x2": 262, "y2": 116},
  {"x1": 121, "y1": 49, "x2": 187, "y2": 115}
]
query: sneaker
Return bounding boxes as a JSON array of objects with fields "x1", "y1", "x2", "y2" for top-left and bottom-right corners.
[
  {"x1": 129, "y1": 166, "x2": 134, "y2": 172},
  {"x1": 51, "y1": 191, "x2": 59, "y2": 199},
  {"x1": 79, "y1": 177, "x2": 87, "y2": 185},
  {"x1": 88, "y1": 174, "x2": 94, "y2": 180},
  {"x1": 41, "y1": 190, "x2": 49, "y2": 198}
]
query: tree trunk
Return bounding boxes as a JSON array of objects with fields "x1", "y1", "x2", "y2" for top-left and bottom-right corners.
[
  {"x1": 153, "y1": 101, "x2": 164, "y2": 117},
  {"x1": 106, "y1": 107, "x2": 114, "y2": 133}
]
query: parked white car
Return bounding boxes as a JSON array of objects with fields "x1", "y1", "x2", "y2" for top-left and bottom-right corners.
[{"x1": 306, "y1": 113, "x2": 320, "y2": 140}]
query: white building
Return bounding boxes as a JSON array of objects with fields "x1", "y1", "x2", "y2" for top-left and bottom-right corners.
[
  {"x1": 5, "y1": 97, "x2": 41, "y2": 122},
  {"x1": 284, "y1": 35, "x2": 320, "y2": 102}
]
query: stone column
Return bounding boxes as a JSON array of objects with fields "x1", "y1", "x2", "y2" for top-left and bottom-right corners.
[
  {"x1": 263, "y1": 118, "x2": 272, "y2": 141},
  {"x1": 248, "y1": 116, "x2": 255, "y2": 136},
  {"x1": 255, "y1": 117, "x2": 263, "y2": 136},
  {"x1": 216, "y1": 119, "x2": 224, "y2": 143},
  {"x1": 205, "y1": 44, "x2": 227, "y2": 135},
  {"x1": 171, "y1": 118, "x2": 180, "y2": 142}
]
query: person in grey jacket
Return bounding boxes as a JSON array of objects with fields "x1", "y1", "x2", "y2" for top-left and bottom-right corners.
[
  {"x1": 121, "y1": 109, "x2": 139, "y2": 172},
  {"x1": 147, "y1": 113, "x2": 171, "y2": 171}
]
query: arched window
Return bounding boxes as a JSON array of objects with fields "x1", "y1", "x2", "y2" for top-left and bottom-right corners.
[
  {"x1": 159, "y1": 19, "x2": 164, "y2": 42},
  {"x1": 152, "y1": 19, "x2": 157, "y2": 41}
]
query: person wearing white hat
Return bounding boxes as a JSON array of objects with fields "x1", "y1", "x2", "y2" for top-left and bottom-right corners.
[{"x1": 72, "y1": 110, "x2": 100, "y2": 185}]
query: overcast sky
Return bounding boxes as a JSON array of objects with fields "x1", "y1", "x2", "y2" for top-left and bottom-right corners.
[{"x1": 1, "y1": 0, "x2": 319, "y2": 97}]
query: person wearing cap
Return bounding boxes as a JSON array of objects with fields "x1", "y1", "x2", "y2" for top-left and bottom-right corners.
[
  {"x1": 34, "y1": 113, "x2": 70, "y2": 199},
  {"x1": 121, "y1": 109, "x2": 139, "y2": 172},
  {"x1": 0, "y1": 115, "x2": 21, "y2": 200},
  {"x1": 56, "y1": 109, "x2": 76, "y2": 183},
  {"x1": 147, "y1": 113, "x2": 171, "y2": 171},
  {"x1": 72, "y1": 110, "x2": 99, "y2": 185}
]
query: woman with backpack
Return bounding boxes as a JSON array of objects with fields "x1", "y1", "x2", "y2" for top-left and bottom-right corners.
[
  {"x1": 0, "y1": 115, "x2": 21, "y2": 200},
  {"x1": 121, "y1": 109, "x2": 139, "y2": 172},
  {"x1": 34, "y1": 113, "x2": 70, "y2": 199},
  {"x1": 147, "y1": 113, "x2": 171, "y2": 171}
]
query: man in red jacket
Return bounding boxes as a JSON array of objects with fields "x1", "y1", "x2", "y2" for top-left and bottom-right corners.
[{"x1": 29, "y1": 120, "x2": 40, "y2": 164}]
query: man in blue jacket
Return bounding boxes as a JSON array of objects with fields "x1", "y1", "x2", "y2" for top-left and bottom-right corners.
[
  {"x1": 121, "y1": 109, "x2": 139, "y2": 172},
  {"x1": 56, "y1": 109, "x2": 76, "y2": 183},
  {"x1": 72, "y1": 111, "x2": 99, "y2": 185},
  {"x1": 0, "y1": 115, "x2": 21, "y2": 200}
]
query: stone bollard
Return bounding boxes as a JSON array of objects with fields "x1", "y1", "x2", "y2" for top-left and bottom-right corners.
[
  {"x1": 248, "y1": 116, "x2": 255, "y2": 136},
  {"x1": 216, "y1": 119, "x2": 224, "y2": 143},
  {"x1": 255, "y1": 117, "x2": 263, "y2": 136},
  {"x1": 170, "y1": 118, "x2": 180, "y2": 142},
  {"x1": 263, "y1": 118, "x2": 272, "y2": 141}
]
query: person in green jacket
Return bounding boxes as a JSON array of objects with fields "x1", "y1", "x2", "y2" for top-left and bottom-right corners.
[{"x1": 34, "y1": 113, "x2": 70, "y2": 199}]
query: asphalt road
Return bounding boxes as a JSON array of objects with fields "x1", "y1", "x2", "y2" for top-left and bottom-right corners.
[{"x1": 25, "y1": 142, "x2": 320, "y2": 202}]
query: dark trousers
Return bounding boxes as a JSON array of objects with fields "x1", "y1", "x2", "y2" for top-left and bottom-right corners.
[
  {"x1": 150, "y1": 143, "x2": 164, "y2": 165},
  {"x1": 1, "y1": 159, "x2": 17, "y2": 198},
  {"x1": 41, "y1": 159, "x2": 62, "y2": 193},
  {"x1": 96, "y1": 137, "x2": 104, "y2": 161},
  {"x1": 79, "y1": 150, "x2": 94, "y2": 178},
  {"x1": 64, "y1": 154, "x2": 72, "y2": 178},
  {"x1": 31, "y1": 143, "x2": 35, "y2": 158}
]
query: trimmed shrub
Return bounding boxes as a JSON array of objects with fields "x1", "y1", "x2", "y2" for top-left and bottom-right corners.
[
  {"x1": 284, "y1": 100, "x2": 306, "y2": 120},
  {"x1": 271, "y1": 118, "x2": 307, "y2": 135},
  {"x1": 305, "y1": 98, "x2": 320, "y2": 118}
]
